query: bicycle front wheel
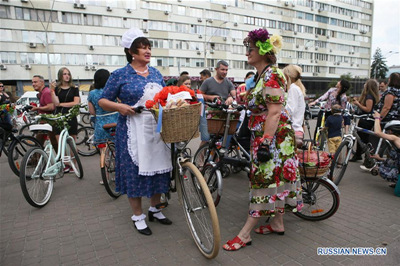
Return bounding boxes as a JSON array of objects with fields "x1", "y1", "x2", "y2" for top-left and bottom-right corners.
[
  {"x1": 329, "y1": 140, "x2": 351, "y2": 185},
  {"x1": 101, "y1": 143, "x2": 120, "y2": 198},
  {"x1": 20, "y1": 147, "x2": 54, "y2": 207},
  {"x1": 66, "y1": 138, "x2": 84, "y2": 178},
  {"x1": 76, "y1": 126, "x2": 98, "y2": 156},
  {"x1": 316, "y1": 131, "x2": 328, "y2": 151},
  {"x1": 201, "y1": 162, "x2": 223, "y2": 207},
  {"x1": 179, "y1": 162, "x2": 220, "y2": 259},
  {"x1": 8, "y1": 135, "x2": 41, "y2": 177},
  {"x1": 294, "y1": 177, "x2": 340, "y2": 221}
]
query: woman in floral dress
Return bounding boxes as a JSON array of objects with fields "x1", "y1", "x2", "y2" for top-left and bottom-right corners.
[
  {"x1": 99, "y1": 28, "x2": 172, "y2": 236},
  {"x1": 223, "y1": 28, "x2": 303, "y2": 251}
]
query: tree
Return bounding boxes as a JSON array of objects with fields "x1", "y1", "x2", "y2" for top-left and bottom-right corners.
[
  {"x1": 370, "y1": 48, "x2": 389, "y2": 79},
  {"x1": 328, "y1": 73, "x2": 352, "y2": 89}
]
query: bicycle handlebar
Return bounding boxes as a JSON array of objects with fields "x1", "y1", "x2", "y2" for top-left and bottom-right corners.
[{"x1": 205, "y1": 101, "x2": 245, "y2": 112}]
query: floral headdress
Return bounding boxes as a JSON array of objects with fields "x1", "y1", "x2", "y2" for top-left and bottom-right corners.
[{"x1": 244, "y1": 28, "x2": 283, "y2": 55}]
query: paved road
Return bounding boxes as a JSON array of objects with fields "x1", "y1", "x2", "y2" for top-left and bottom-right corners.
[{"x1": 1, "y1": 123, "x2": 399, "y2": 265}]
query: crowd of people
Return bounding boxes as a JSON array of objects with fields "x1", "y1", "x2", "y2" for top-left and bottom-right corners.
[{"x1": 1, "y1": 26, "x2": 399, "y2": 250}]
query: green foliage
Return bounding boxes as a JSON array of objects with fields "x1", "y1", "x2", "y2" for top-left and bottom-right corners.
[{"x1": 370, "y1": 48, "x2": 389, "y2": 79}]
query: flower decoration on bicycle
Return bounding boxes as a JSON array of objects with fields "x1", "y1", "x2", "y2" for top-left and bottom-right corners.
[
  {"x1": 36, "y1": 104, "x2": 80, "y2": 130},
  {"x1": 297, "y1": 144, "x2": 331, "y2": 178},
  {"x1": 0, "y1": 104, "x2": 15, "y2": 116}
]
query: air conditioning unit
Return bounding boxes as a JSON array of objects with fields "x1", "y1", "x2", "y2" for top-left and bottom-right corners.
[
  {"x1": 305, "y1": 47, "x2": 308, "y2": 50},
  {"x1": 29, "y1": 42, "x2": 37, "y2": 48},
  {"x1": 210, "y1": 49, "x2": 214, "y2": 54},
  {"x1": 296, "y1": 44, "x2": 299, "y2": 48},
  {"x1": 292, "y1": 3, "x2": 295, "y2": 7},
  {"x1": 0, "y1": 64, "x2": 7, "y2": 70},
  {"x1": 315, "y1": 60, "x2": 318, "y2": 63},
  {"x1": 232, "y1": 38, "x2": 236, "y2": 42},
  {"x1": 327, "y1": 35, "x2": 330, "y2": 39},
  {"x1": 223, "y1": 4, "x2": 227, "y2": 9},
  {"x1": 164, "y1": 11, "x2": 169, "y2": 15},
  {"x1": 294, "y1": 31, "x2": 297, "y2": 35},
  {"x1": 350, "y1": 16, "x2": 353, "y2": 19},
  {"x1": 197, "y1": 18, "x2": 202, "y2": 22},
  {"x1": 89, "y1": 45, "x2": 94, "y2": 50},
  {"x1": 315, "y1": 47, "x2": 319, "y2": 51},
  {"x1": 21, "y1": 0, "x2": 28, "y2": 3},
  {"x1": 127, "y1": 8, "x2": 132, "y2": 13},
  {"x1": 197, "y1": 51, "x2": 201, "y2": 55},
  {"x1": 80, "y1": 4, "x2": 86, "y2": 9},
  {"x1": 318, "y1": 8, "x2": 323, "y2": 12},
  {"x1": 107, "y1": 6, "x2": 112, "y2": 11},
  {"x1": 284, "y1": 1, "x2": 289, "y2": 6},
  {"x1": 209, "y1": 67, "x2": 214, "y2": 71},
  {"x1": 25, "y1": 64, "x2": 31, "y2": 70},
  {"x1": 315, "y1": 34, "x2": 318, "y2": 38},
  {"x1": 85, "y1": 65, "x2": 90, "y2": 71},
  {"x1": 73, "y1": 3, "x2": 79, "y2": 8},
  {"x1": 357, "y1": 64, "x2": 359, "y2": 67},
  {"x1": 234, "y1": 22, "x2": 238, "y2": 26},
  {"x1": 143, "y1": 29, "x2": 148, "y2": 33},
  {"x1": 351, "y1": 63, "x2": 354, "y2": 66},
  {"x1": 330, "y1": 49, "x2": 333, "y2": 52},
  {"x1": 91, "y1": 65, "x2": 96, "y2": 71},
  {"x1": 198, "y1": 34, "x2": 203, "y2": 39},
  {"x1": 223, "y1": 37, "x2": 227, "y2": 41}
]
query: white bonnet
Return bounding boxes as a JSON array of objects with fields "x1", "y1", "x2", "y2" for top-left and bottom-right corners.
[{"x1": 121, "y1": 28, "x2": 145, "y2": 49}]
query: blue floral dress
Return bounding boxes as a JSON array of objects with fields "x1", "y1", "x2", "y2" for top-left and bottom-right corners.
[
  {"x1": 100, "y1": 64, "x2": 170, "y2": 198},
  {"x1": 88, "y1": 88, "x2": 118, "y2": 143},
  {"x1": 246, "y1": 66, "x2": 303, "y2": 217}
]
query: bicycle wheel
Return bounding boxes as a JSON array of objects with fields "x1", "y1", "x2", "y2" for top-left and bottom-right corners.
[
  {"x1": 316, "y1": 131, "x2": 328, "y2": 151},
  {"x1": 82, "y1": 113, "x2": 91, "y2": 124},
  {"x1": 227, "y1": 144, "x2": 243, "y2": 174},
  {"x1": 76, "y1": 126, "x2": 98, "y2": 156},
  {"x1": 294, "y1": 177, "x2": 340, "y2": 221},
  {"x1": 178, "y1": 162, "x2": 220, "y2": 259},
  {"x1": 65, "y1": 138, "x2": 84, "y2": 178},
  {"x1": 8, "y1": 135, "x2": 42, "y2": 177},
  {"x1": 20, "y1": 147, "x2": 54, "y2": 207},
  {"x1": 101, "y1": 143, "x2": 120, "y2": 198},
  {"x1": 201, "y1": 163, "x2": 222, "y2": 207},
  {"x1": 193, "y1": 143, "x2": 230, "y2": 178},
  {"x1": 329, "y1": 140, "x2": 351, "y2": 185}
]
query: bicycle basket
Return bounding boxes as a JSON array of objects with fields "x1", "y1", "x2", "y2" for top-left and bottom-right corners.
[
  {"x1": 153, "y1": 103, "x2": 201, "y2": 143},
  {"x1": 206, "y1": 110, "x2": 240, "y2": 135},
  {"x1": 297, "y1": 143, "x2": 331, "y2": 178}
]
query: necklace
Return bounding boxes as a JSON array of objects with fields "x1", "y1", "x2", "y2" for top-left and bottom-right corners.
[{"x1": 133, "y1": 66, "x2": 149, "y2": 75}]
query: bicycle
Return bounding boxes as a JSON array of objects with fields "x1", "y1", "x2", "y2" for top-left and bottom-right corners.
[
  {"x1": 294, "y1": 141, "x2": 341, "y2": 221},
  {"x1": 193, "y1": 102, "x2": 249, "y2": 206},
  {"x1": 314, "y1": 107, "x2": 329, "y2": 152},
  {"x1": 329, "y1": 110, "x2": 399, "y2": 185},
  {"x1": 98, "y1": 122, "x2": 120, "y2": 198},
  {"x1": 19, "y1": 105, "x2": 83, "y2": 208},
  {"x1": 76, "y1": 125, "x2": 98, "y2": 156},
  {"x1": 138, "y1": 105, "x2": 220, "y2": 258},
  {"x1": 1, "y1": 104, "x2": 42, "y2": 177}
]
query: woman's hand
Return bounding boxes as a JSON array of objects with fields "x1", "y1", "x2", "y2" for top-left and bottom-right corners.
[
  {"x1": 50, "y1": 80, "x2": 57, "y2": 92},
  {"x1": 373, "y1": 111, "x2": 381, "y2": 119},
  {"x1": 117, "y1": 103, "x2": 136, "y2": 116},
  {"x1": 353, "y1": 99, "x2": 360, "y2": 107},
  {"x1": 308, "y1": 101, "x2": 316, "y2": 106}
]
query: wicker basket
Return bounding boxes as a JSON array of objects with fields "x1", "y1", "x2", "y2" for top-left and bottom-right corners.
[
  {"x1": 297, "y1": 143, "x2": 331, "y2": 178},
  {"x1": 153, "y1": 103, "x2": 201, "y2": 143},
  {"x1": 207, "y1": 110, "x2": 240, "y2": 135}
]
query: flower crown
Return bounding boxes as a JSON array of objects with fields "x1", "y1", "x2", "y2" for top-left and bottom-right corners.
[{"x1": 244, "y1": 28, "x2": 283, "y2": 55}]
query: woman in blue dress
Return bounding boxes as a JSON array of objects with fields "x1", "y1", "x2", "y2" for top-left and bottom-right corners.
[
  {"x1": 88, "y1": 69, "x2": 118, "y2": 184},
  {"x1": 99, "y1": 28, "x2": 172, "y2": 236}
]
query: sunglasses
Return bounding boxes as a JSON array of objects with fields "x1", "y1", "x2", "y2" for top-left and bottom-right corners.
[
  {"x1": 0, "y1": 85, "x2": 4, "y2": 87},
  {"x1": 246, "y1": 45, "x2": 256, "y2": 53}
]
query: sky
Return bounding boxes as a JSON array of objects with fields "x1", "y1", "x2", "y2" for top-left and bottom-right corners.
[{"x1": 371, "y1": 0, "x2": 400, "y2": 67}]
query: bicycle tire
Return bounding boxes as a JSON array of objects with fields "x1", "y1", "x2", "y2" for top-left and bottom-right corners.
[
  {"x1": 201, "y1": 163, "x2": 223, "y2": 207},
  {"x1": 8, "y1": 135, "x2": 42, "y2": 177},
  {"x1": 294, "y1": 177, "x2": 340, "y2": 221},
  {"x1": 76, "y1": 126, "x2": 98, "y2": 156},
  {"x1": 20, "y1": 147, "x2": 54, "y2": 207},
  {"x1": 329, "y1": 140, "x2": 351, "y2": 185},
  {"x1": 193, "y1": 143, "x2": 230, "y2": 178},
  {"x1": 227, "y1": 144, "x2": 243, "y2": 174},
  {"x1": 82, "y1": 113, "x2": 91, "y2": 124},
  {"x1": 101, "y1": 143, "x2": 120, "y2": 198},
  {"x1": 66, "y1": 138, "x2": 84, "y2": 179},
  {"x1": 179, "y1": 162, "x2": 220, "y2": 259}
]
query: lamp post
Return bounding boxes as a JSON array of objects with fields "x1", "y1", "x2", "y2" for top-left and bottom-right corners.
[
  {"x1": 204, "y1": 20, "x2": 228, "y2": 69},
  {"x1": 373, "y1": 50, "x2": 399, "y2": 79}
]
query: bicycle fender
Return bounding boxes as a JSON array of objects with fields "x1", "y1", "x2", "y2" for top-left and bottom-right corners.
[{"x1": 320, "y1": 176, "x2": 341, "y2": 195}]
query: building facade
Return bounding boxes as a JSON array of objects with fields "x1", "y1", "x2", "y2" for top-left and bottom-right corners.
[{"x1": 0, "y1": 0, "x2": 374, "y2": 96}]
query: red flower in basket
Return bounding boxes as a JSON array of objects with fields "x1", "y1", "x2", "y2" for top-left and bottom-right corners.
[{"x1": 145, "y1": 85, "x2": 197, "y2": 109}]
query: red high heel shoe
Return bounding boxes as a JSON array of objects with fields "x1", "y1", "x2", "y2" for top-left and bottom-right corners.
[{"x1": 222, "y1": 236, "x2": 252, "y2": 251}]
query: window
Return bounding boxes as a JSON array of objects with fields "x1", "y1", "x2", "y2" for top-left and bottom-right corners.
[
  {"x1": 22, "y1": 31, "x2": 56, "y2": 44},
  {"x1": 189, "y1": 7, "x2": 202, "y2": 18},
  {"x1": 84, "y1": 14, "x2": 101, "y2": 26},
  {"x1": 315, "y1": 28, "x2": 327, "y2": 36},
  {"x1": 123, "y1": 18, "x2": 140, "y2": 29},
  {"x1": 103, "y1": 16, "x2": 122, "y2": 27},
  {"x1": 20, "y1": 53, "x2": 60, "y2": 64},
  {"x1": 62, "y1": 12, "x2": 82, "y2": 25},
  {"x1": 315, "y1": 15, "x2": 328, "y2": 24},
  {"x1": 64, "y1": 33, "x2": 83, "y2": 45},
  {"x1": 177, "y1": 58, "x2": 191, "y2": 67},
  {"x1": 176, "y1": 6, "x2": 186, "y2": 15},
  {"x1": 0, "y1": 5, "x2": 11, "y2": 18},
  {"x1": 86, "y1": 34, "x2": 102, "y2": 45},
  {"x1": 105, "y1": 55, "x2": 125, "y2": 66},
  {"x1": 0, "y1": 29, "x2": 12, "y2": 41},
  {"x1": 65, "y1": 54, "x2": 86, "y2": 65},
  {"x1": 104, "y1": 35, "x2": 120, "y2": 46},
  {"x1": 15, "y1": 7, "x2": 58, "y2": 22},
  {"x1": 142, "y1": 1, "x2": 172, "y2": 12},
  {"x1": 86, "y1": 54, "x2": 105, "y2": 65},
  {"x1": 191, "y1": 58, "x2": 204, "y2": 68},
  {"x1": 0, "y1": 52, "x2": 17, "y2": 64}
]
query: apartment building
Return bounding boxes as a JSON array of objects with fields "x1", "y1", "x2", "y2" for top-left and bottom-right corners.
[{"x1": 0, "y1": 0, "x2": 374, "y2": 96}]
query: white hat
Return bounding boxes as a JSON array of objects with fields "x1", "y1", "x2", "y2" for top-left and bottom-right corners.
[{"x1": 121, "y1": 28, "x2": 145, "y2": 49}]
